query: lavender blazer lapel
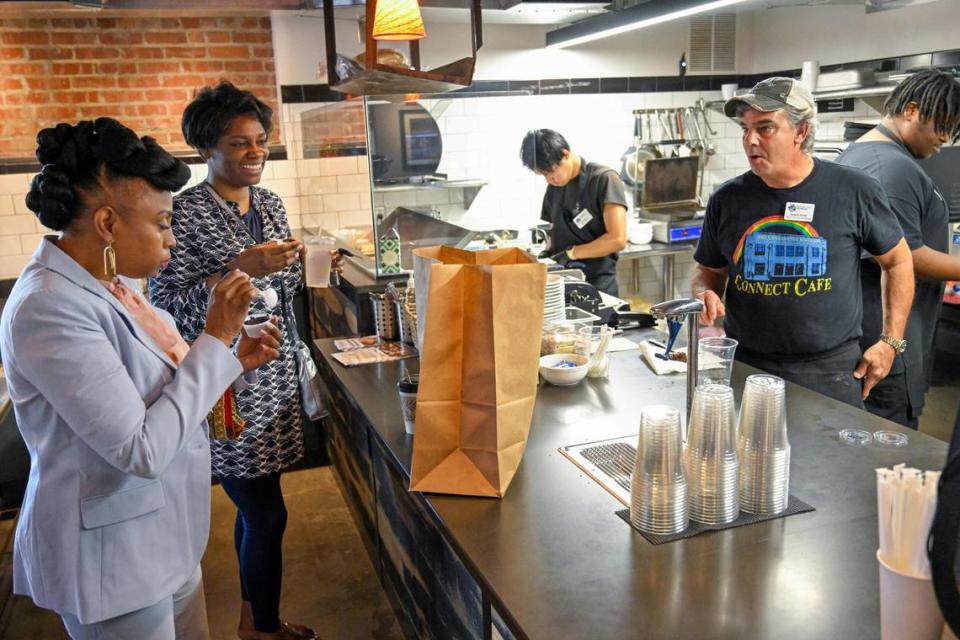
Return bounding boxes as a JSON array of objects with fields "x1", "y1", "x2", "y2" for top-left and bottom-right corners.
[{"x1": 35, "y1": 238, "x2": 178, "y2": 371}]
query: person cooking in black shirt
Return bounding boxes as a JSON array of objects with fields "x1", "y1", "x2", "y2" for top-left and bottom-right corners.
[{"x1": 520, "y1": 129, "x2": 628, "y2": 296}]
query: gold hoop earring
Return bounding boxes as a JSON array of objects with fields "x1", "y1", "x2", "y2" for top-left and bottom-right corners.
[{"x1": 103, "y1": 242, "x2": 117, "y2": 281}]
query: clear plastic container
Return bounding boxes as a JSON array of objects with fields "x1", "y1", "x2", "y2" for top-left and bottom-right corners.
[
  {"x1": 839, "y1": 429, "x2": 872, "y2": 446},
  {"x1": 541, "y1": 324, "x2": 588, "y2": 356},
  {"x1": 874, "y1": 430, "x2": 908, "y2": 447},
  {"x1": 563, "y1": 306, "x2": 600, "y2": 327}
]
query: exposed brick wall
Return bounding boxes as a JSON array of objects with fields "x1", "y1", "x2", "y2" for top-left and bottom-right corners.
[{"x1": 0, "y1": 16, "x2": 279, "y2": 160}]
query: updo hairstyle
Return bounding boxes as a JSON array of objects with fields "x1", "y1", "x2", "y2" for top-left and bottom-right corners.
[{"x1": 24, "y1": 117, "x2": 190, "y2": 231}]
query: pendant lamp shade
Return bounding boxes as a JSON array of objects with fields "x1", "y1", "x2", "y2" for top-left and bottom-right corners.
[{"x1": 372, "y1": 0, "x2": 426, "y2": 41}]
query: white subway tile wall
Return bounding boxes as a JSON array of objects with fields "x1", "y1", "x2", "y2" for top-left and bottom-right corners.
[{"x1": 0, "y1": 93, "x2": 876, "y2": 293}]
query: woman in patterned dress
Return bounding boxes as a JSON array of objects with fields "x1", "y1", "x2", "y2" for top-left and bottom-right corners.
[{"x1": 150, "y1": 82, "x2": 318, "y2": 640}]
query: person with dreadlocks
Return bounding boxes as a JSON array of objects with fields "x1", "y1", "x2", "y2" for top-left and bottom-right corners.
[{"x1": 837, "y1": 68, "x2": 960, "y2": 428}]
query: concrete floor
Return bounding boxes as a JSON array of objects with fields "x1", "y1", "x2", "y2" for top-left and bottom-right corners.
[{"x1": 0, "y1": 466, "x2": 404, "y2": 640}]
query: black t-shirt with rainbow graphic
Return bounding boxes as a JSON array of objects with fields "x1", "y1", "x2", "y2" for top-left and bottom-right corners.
[{"x1": 695, "y1": 158, "x2": 903, "y2": 358}]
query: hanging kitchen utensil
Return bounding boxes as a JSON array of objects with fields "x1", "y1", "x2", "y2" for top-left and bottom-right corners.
[
  {"x1": 690, "y1": 102, "x2": 717, "y2": 159},
  {"x1": 668, "y1": 110, "x2": 681, "y2": 158},
  {"x1": 628, "y1": 157, "x2": 654, "y2": 186},
  {"x1": 654, "y1": 111, "x2": 686, "y2": 157},
  {"x1": 641, "y1": 112, "x2": 662, "y2": 159},
  {"x1": 696, "y1": 98, "x2": 719, "y2": 136},
  {"x1": 683, "y1": 108, "x2": 701, "y2": 154},
  {"x1": 640, "y1": 113, "x2": 663, "y2": 158},
  {"x1": 620, "y1": 117, "x2": 656, "y2": 188}
]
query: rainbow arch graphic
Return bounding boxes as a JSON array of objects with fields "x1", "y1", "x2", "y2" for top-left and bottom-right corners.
[{"x1": 733, "y1": 215, "x2": 820, "y2": 264}]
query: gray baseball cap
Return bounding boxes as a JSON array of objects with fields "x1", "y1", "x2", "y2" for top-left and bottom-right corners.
[{"x1": 724, "y1": 77, "x2": 816, "y2": 118}]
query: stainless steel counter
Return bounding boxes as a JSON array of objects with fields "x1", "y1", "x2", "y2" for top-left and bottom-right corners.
[{"x1": 316, "y1": 336, "x2": 948, "y2": 639}]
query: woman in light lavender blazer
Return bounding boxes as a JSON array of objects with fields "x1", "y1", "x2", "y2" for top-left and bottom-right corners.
[{"x1": 0, "y1": 118, "x2": 280, "y2": 639}]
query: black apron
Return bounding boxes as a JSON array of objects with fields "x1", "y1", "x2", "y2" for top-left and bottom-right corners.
[
  {"x1": 547, "y1": 161, "x2": 620, "y2": 296},
  {"x1": 735, "y1": 341, "x2": 865, "y2": 409}
]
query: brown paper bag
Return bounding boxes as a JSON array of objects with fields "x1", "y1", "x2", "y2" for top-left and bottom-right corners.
[{"x1": 410, "y1": 246, "x2": 546, "y2": 497}]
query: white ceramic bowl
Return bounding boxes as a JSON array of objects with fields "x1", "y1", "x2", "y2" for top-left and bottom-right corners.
[
  {"x1": 539, "y1": 353, "x2": 590, "y2": 386},
  {"x1": 628, "y1": 221, "x2": 654, "y2": 245}
]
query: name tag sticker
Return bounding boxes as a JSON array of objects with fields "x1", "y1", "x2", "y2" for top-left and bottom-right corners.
[
  {"x1": 784, "y1": 202, "x2": 815, "y2": 222},
  {"x1": 573, "y1": 209, "x2": 594, "y2": 229}
]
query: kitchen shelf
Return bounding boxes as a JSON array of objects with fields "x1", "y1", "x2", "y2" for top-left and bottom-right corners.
[
  {"x1": 373, "y1": 179, "x2": 487, "y2": 192},
  {"x1": 374, "y1": 179, "x2": 487, "y2": 209}
]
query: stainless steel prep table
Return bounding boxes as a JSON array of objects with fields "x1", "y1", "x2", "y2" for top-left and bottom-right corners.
[{"x1": 619, "y1": 241, "x2": 694, "y2": 301}]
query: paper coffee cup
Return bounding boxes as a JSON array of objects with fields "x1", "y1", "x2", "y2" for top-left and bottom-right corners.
[
  {"x1": 243, "y1": 315, "x2": 271, "y2": 338},
  {"x1": 397, "y1": 377, "x2": 418, "y2": 435},
  {"x1": 877, "y1": 550, "x2": 944, "y2": 640}
]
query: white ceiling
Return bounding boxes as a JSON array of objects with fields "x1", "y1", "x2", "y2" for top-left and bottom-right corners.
[
  {"x1": 0, "y1": 0, "x2": 933, "y2": 24},
  {"x1": 417, "y1": 0, "x2": 898, "y2": 27}
]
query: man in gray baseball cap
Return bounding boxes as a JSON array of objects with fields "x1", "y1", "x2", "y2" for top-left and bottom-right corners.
[
  {"x1": 723, "y1": 76, "x2": 817, "y2": 119},
  {"x1": 692, "y1": 76, "x2": 914, "y2": 408}
]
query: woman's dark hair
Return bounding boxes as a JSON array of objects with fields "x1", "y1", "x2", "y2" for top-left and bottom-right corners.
[
  {"x1": 520, "y1": 129, "x2": 570, "y2": 173},
  {"x1": 181, "y1": 81, "x2": 273, "y2": 151},
  {"x1": 24, "y1": 118, "x2": 190, "y2": 231},
  {"x1": 884, "y1": 68, "x2": 960, "y2": 143}
]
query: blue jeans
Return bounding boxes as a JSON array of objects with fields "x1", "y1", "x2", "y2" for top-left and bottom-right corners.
[{"x1": 219, "y1": 472, "x2": 288, "y2": 633}]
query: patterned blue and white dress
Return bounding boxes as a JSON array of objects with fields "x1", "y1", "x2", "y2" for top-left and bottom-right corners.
[{"x1": 150, "y1": 183, "x2": 304, "y2": 479}]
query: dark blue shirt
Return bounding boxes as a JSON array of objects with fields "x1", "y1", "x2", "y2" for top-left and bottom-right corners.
[
  {"x1": 837, "y1": 134, "x2": 950, "y2": 412},
  {"x1": 695, "y1": 159, "x2": 903, "y2": 357}
]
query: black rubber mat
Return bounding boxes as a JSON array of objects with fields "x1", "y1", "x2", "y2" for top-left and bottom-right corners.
[{"x1": 615, "y1": 494, "x2": 815, "y2": 545}]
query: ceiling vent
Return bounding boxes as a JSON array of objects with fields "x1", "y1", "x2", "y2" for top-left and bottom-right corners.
[{"x1": 688, "y1": 12, "x2": 735, "y2": 73}]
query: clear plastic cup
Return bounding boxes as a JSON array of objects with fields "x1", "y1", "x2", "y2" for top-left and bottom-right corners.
[
  {"x1": 579, "y1": 325, "x2": 613, "y2": 379},
  {"x1": 698, "y1": 337, "x2": 738, "y2": 386},
  {"x1": 630, "y1": 405, "x2": 688, "y2": 535},
  {"x1": 685, "y1": 384, "x2": 739, "y2": 525},
  {"x1": 737, "y1": 374, "x2": 790, "y2": 515},
  {"x1": 305, "y1": 235, "x2": 336, "y2": 287}
]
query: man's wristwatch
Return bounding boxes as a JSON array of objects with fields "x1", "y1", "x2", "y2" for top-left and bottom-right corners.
[
  {"x1": 879, "y1": 334, "x2": 907, "y2": 354},
  {"x1": 565, "y1": 246, "x2": 576, "y2": 261}
]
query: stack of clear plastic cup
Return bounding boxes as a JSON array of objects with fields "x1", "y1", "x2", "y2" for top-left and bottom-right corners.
[
  {"x1": 630, "y1": 405, "x2": 689, "y2": 535},
  {"x1": 684, "y1": 384, "x2": 739, "y2": 525},
  {"x1": 737, "y1": 374, "x2": 790, "y2": 515}
]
